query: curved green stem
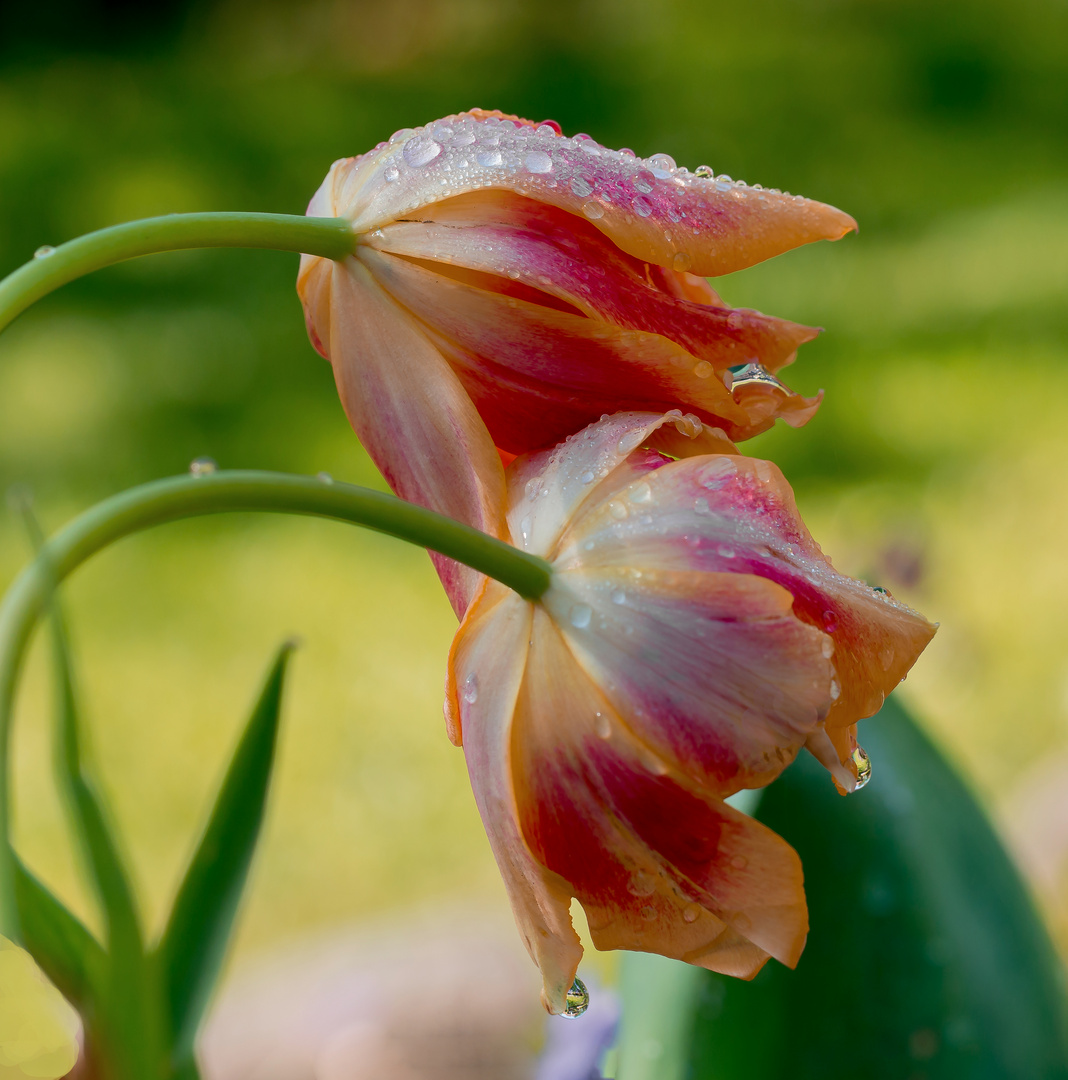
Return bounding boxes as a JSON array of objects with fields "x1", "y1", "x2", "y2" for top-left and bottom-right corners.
[
  {"x1": 0, "y1": 470, "x2": 551, "y2": 932},
  {"x1": 0, "y1": 212, "x2": 356, "y2": 334}
]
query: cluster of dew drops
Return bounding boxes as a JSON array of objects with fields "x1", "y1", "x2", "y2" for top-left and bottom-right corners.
[{"x1": 363, "y1": 112, "x2": 807, "y2": 274}]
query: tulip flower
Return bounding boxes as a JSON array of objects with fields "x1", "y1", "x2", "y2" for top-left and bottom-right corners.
[
  {"x1": 443, "y1": 411, "x2": 935, "y2": 1013},
  {"x1": 297, "y1": 109, "x2": 857, "y2": 614}
]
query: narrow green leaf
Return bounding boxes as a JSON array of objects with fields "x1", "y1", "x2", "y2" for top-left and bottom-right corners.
[
  {"x1": 10, "y1": 849, "x2": 104, "y2": 1009},
  {"x1": 685, "y1": 695, "x2": 1068, "y2": 1079},
  {"x1": 156, "y1": 642, "x2": 295, "y2": 1064}
]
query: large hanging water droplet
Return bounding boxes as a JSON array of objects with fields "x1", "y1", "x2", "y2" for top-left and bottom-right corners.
[
  {"x1": 33, "y1": 245, "x2": 56, "y2": 259},
  {"x1": 851, "y1": 745, "x2": 872, "y2": 791},
  {"x1": 189, "y1": 457, "x2": 217, "y2": 477},
  {"x1": 728, "y1": 361, "x2": 789, "y2": 395},
  {"x1": 562, "y1": 977, "x2": 589, "y2": 1018}
]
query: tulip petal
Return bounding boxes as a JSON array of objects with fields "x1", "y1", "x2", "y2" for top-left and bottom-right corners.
[
  {"x1": 368, "y1": 193, "x2": 817, "y2": 374},
  {"x1": 313, "y1": 111, "x2": 856, "y2": 277},
  {"x1": 445, "y1": 581, "x2": 583, "y2": 1013},
  {"x1": 297, "y1": 255, "x2": 505, "y2": 614},
  {"x1": 357, "y1": 247, "x2": 803, "y2": 447},
  {"x1": 511, "y1": 606, "x2": 808, "y2": 971},
  {"x1": 544, "y1": 566, "x2": 834, "y2": 796}
]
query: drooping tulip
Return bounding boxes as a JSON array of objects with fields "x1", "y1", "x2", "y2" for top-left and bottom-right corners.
[
  {"x1": 297, "y1": 109, "x2": 856, "y2": 614},
  {"x1": 443, "y1": 411, "x2": 935, "y2": 1013}
]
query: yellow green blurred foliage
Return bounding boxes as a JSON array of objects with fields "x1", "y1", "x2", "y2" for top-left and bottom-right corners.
[
  {"x1": 0, "y1": 937, "x2": 79, "y2": 1079},
  {"x1": 1, "y1": 0, "x2": 1067, "y2": 990}
]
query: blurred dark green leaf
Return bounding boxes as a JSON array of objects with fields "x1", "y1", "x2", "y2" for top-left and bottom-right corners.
[
  {"x1": 10, "y1": 849, "x2": 103, "y2": 1010},
  {"x1": 156, "y1": 641, "x2": 294, "y2": 1067},
  {"x1": 687, "y1": 695, "x2": 1068, "y2": 1079}
]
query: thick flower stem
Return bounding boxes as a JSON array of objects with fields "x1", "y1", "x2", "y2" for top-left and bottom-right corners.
[
  {"x1": 0, "y1": 212, "x2": 357, "y2": 334},
  {"x1": 0, "y1": 470, "x2": 551, "y2": 934}
]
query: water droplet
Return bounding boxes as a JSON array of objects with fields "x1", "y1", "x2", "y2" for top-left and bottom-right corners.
[
  {"x1": 714, "y1": 174, "x2": 733, "y2": 191},
  {"x1": 753, "y1": 460, "x2": 772, "y2": 483},
  {"x1": 672, "y1": 251, "x2": 693, "y2": 272},
  {"x1": 525, "y1": 476, "x2": 543, "y2": 498},
  {"x1": 631, "y1": 170, "x2": 655, "y2": 194},
  {"x1": 562, "y1": 977, "x2": 589, "y2": 1018},
  {"x1": 520, "y1": 515, "x2": 533, "y2": 545},
  {"x1": 879, "y1": 645, "x2": 895, "y2": 671},
  {"x1": 694, "y1": 497, "x2": 711, "y2": 515},
  {"x1": 582, "y1": 538, "x2": 596, "y2": 551},
  {"x1": 579, "y1": 470, "x2": 595, "y2": 484},
  {"x1": 728, "y1": 361, "x2": 789, "y2": 395},
  {"x1": 683, "y1": 904, "x2": 700, "y2": 923},
  {"x1": 717, "y1": 545, "x2": 735, "y2": 558},
  {"x1": 821, "y1": 637, "x2": 834, "y2": 659},
  {"x1": 611, "y1": 588, "x2": 626, "y2": 605},
  {"x1": 829, "y1": 678, "x2": 841, "y2": 701},
  {"x1": 822, "y1": 610, "x2": 839, "y2": 632},
  {"x1": 595, "y1": 711, "x2": 611, "y2": 739},
  {"x1": 570, "y1": 174, "x2": 593, "y2": 197},
  {"x1": 617, "y1": 430, "x2": 645, "y2": 454},
  {"x1": 694, "y1": 165, "x2": 714, "y2": 178},
  {"x1": 693, "y1": 360, "x2": 714, "y2": 378},
  {"x1": 463, "y1": 674, "x2": 479, "y2": 704},
  {"x1": 851, "y1": 745, "x2": 872, "y2": 791},
  {"x1": 189, "y1": 457, "x2": 217, "y2": 477},
  {"x1": 33, "y1": 245, "x2": 56, "y2": 259},
  {"x1": 524, "y1": 150, "x2": 553, "y2": 174},
  {"x1": 726, "y1": 311, "x2": 744, "y2": 330},
  {"x1": 608, "y1": 501, "x2": 628, "y2": 520},
  {"x1": 316, "y1": 471, "x2": 334, "y2": 484},
  {"x1": 402, "y1": 135, "x2": 442, "y2": 167},
  {"x1": 628, "y1": 871, "x2": 657, "y2": 897},
  {"x1": 620, "y1": 147, "x2": 637, "y2": 158},
  {"x1": 582, "y1": 200, "x2": 605, "y2": 220},
  {"x1": 628, "y1": 481, "x2": 652, "y2": 503},
  {"x1": 699, "y1": 459, "x2": 735, "y2": 488},
  {"x1": 646, "y1": 153, "x2": 676, "y2": 176},
  {"x1": 633, "y1": 195, "x2": 654, "y2": 218},
  {"x1": 731, "y1": 854, "x2": 748, "y2": 870},
  {"x1": 570, "y1": 603, "x2": 593, "y2": 629},
  {"x1": 383, "y1": 165, "x2": 400, "y2": 182},
  {"x1": 476, "y1": 149, "x2": 502, "y2": 167}
]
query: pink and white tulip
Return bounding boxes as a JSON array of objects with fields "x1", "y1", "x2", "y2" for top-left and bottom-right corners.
[
  {"x1": 297, "y1": 110, "x2": 857, "y2": 614},
  {"x1": 443, "y1": 412, "x2": 935, "y2": 1013}
]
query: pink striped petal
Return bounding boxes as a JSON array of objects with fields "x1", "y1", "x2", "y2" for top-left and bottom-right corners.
[
  {"x1": 297, "y1": 255, "x2": 506, "y2": 615},
  {"x1": 310, "y1": 110, "x2": 856, "y2": 277},
  {"x1": 369, "y1": 191, "x2": 817, "y2": 374}
]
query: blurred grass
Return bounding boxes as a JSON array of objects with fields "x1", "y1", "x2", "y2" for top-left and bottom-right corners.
[{"x1": 1, "y1": 0, "x2": 1067, "y2": 972}]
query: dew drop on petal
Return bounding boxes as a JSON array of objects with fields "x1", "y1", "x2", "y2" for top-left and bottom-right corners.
[
  {"x1": 821, "y1": 637, "x2": 834, "y2": 659},
  {"x1": 617, "y1": 430, "x2": 645, "y2": 455},
  {"x1": 476, "y1": 149, "x2": 503, "y2": 167},
  {"x1": 628, "y1": 871, "x2": 657, "y2": 897},
  {"x1": 34, "y1": 245, "x2": 56, "y2": 258},
  {"x1": 595, "y1": 710, "x2": 611, "y2": 739},
  {"x1": 562, "y1": 978, "x2": 589, "y2": 1019},
  {"x1": 829, "y1": 678, "x2": 841, "y2": 701},
  {"x1": 631, "y1": 170, "x2": 655, "y2": 194},
  {"x1": 570, "y1": 175, "x2": 593, "y2": 197},
  {"x1": 629, "y1": 481, "x2": 652, "y2": 503},
  {"x1": 579, "y1": 470, "x2": 596, "y2": 484},
  {"x1": 316, "y1": 471, "x2": 334, "y2": 484},
  {"x1": 633, "y1": 195, "x2": 654, "y2": 218},
  {"x1": 383, "y1": 165, "x2": 400, "y2": 182},
  {"x1": 463, "y1": 674, "x2": 479, "y2": 704},
  {"x1": 851, "y1": 745, "x2": 872, "y2": 791},
  {"x1": 582, "y1": 200, "x2": 605, "y2": 219},
  {"x1": 608, "y1": 501, "x2": 628, "y2": 520},
  {"x1": 682, "y1": 904, "x2": 701, "y2": 923},
  {"x1": 672, "y1": 251, "x2": 693, "y2": 272},
  {"x1": 879, "y1": 645, "x2": 895, "y2": 671},
  {"x1": 402, "y1": 135, "x2": 442, "y2": 167},
  {"x1": 717, "y1": 545, "x2": 735, "y2": 558},
  {"x1": 189, "y1": 456, "x2": 217, "y2": 477},
  {"x1": 693, "y1": 360, "x2": 714, "y2": 378},
  {"x1": 611, "y1": 588, "x2": 626, "y2": 605},
  {"x1": 641, "y1": 905, "x2": 658, "y2": 922},
  {"x1": 694, "y1": 497, "x2": 711, "y2": 515},
  {"x1": 694, "y1": 165, "x2": 714, "y2": 178},
  {"x1": 731, "y1": 854, "x2": 749, "y2": 870},
  {"x1": 822, "y1": 610, "x2": 839, "y2": 632},
  {"x1": 524, "y1": 150, "x2": 553, "y2": 174},
  {"x1": 726, "y1": 311, "x2": 745, "y2": 330},
  {"x1": 570, "y1": 603, "x2": 593, "y2": 629}
]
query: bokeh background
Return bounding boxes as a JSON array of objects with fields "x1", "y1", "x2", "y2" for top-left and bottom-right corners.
[{"x1": 1, "y1": 0, "x2": 1066, "y2": 1027}]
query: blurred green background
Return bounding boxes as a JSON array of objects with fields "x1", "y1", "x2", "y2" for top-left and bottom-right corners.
[{"x1": 1, "y1": 0, "x2": 1066, "y2": 980}]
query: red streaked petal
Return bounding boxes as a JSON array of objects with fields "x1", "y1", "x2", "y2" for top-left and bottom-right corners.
[
  {"x1": 312, "y1": 112, "x2": 856, "y2": 277},
  {"x1": 544, "y1": 566, "x2": 834, "y2": 796},
  {"x1": 512, "y1": 607, "x2": 808, "y2": 970},
  {"x1": 369, "y1": 193, "x2": 818, "y2": 374},
  {"x1": 298, "y1": 255, "x2": 505, "y2": 615},
  {"x1": 446, "y1": 582, "x2": 583, "y2": 1014}
]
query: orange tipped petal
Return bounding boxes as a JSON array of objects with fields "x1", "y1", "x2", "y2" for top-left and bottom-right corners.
[
  {"x1": 313, "y1": 111, "x2": 856, "y2": 278},
  {"x1": 298, "y1": 255, "x2": 505, "y2": 614}
]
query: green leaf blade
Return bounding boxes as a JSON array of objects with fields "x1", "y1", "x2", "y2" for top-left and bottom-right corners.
[
  {"x1": 686, "y1": 695, "x2": 1068, "y2": 1079},
  {"x1": 156, "y1": 641, "x2": 295, "y2": 1065}
]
